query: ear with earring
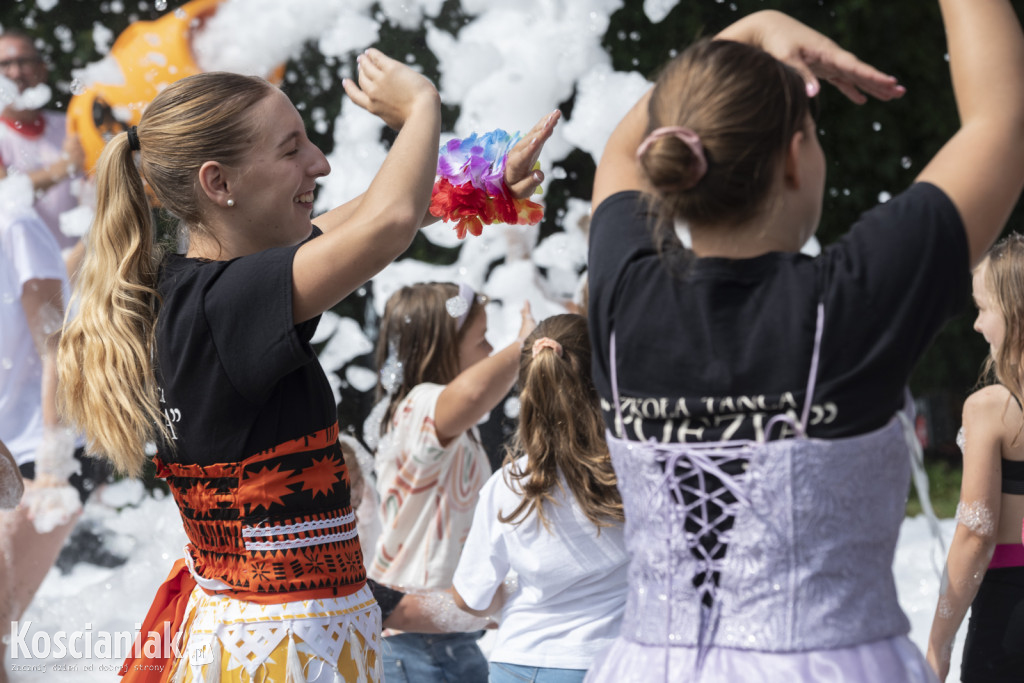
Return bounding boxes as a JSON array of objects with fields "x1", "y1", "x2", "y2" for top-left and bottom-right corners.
[{"x1": 226, "y1": 199, "x2": 235, "y2": 207}]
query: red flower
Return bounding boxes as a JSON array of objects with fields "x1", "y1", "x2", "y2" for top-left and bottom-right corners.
[
  {"x1": 455, "y1": 215, "x2": 484, "y2": 239},
  {"x1": 431, "y1": 178, "x2": 545, "y2": 239},
  {"x1": 430, "y1": 179, "x2": 489, "y2": 221}
]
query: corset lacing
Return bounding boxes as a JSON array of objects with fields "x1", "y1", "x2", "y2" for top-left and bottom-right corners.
[{"x1": 609, "y1": 303, "x2": 824, "y2": 677}]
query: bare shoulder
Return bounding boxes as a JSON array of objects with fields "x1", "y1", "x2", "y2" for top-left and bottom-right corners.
[
  {"x1": 965, "y1": 384, "x2": 1014, "y2": 413},
  {"x1": 963, "y1": 384, "x2": 1022, "y2": 446}
]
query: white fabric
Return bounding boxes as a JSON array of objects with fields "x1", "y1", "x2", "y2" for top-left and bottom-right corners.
[
  {"x1": 584, "y1": 634, "x2": 938, "y2": 683},
  {"x1": 453, "y1": 456, "x2": 629, "y2": 670},
  {"x1": 167, "y1": 582, "x2": 382, "y2": 682},
  {"x1": 0, "y1": 207, "x2": 66, "y2": 464},
  {"x1": 0, "y1": 112, "x2": 80, "y2": 251},
  {"x1": 370, "y1": 382, "x2": 491, "y2": 590}
]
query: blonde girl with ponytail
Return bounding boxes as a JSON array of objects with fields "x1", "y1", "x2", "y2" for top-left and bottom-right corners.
[{"x1": 57, "y1": 52, "x2": 450, "y2": 683}]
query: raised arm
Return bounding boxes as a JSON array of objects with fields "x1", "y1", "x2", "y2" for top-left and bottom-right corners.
[
  {"x1": 315, "y1": 109, "x2": 560, "y2": 234},
  {"x1": 591, "y1": 88, "x2": 653, "y2": 211},
  {"x1": 21, "y1": 277, "x2": 63, "y2": 432},
  {"x1": 294, "y1": 49, "x2": 441, "y2": 323},
  {"x1": 593, "y1": 10, "x2": 905, "y2": 212},
  {"x1": 917, "y1": 0, "x2": 1024, "y2": 267},
  {"x1": 926, "y1": 386, "x2": 1005, "y2": 681},
  {"x1": 434, "y1": 302, "x2": 536, "y2": 445}
]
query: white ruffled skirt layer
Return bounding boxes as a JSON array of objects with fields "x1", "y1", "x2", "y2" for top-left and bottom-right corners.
[
  {"x1": 585, "y1": 635, "x2": 938, "y2": 683},
  {"x1": 167, "y1": 583, "x2": 382, "y2": 683}
]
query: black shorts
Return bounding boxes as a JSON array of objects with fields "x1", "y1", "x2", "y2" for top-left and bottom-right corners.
[
  {"x1": 961, "y1": 565, "x2": 1024, "y2": 682},
  {"x1": 18, "y1": 447, "x2": 113, "y2": 504}
]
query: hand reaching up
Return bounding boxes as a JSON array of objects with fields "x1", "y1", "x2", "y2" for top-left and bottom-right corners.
[
  {"x1": 342, "y1": 48, "x2": 440, "y2": 130},
  {"x1": 505, "y1": 110, "x2": 561, "y2": 198}
]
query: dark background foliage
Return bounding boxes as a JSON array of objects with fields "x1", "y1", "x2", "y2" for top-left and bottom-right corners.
[{"x1": 4, "y1": 0, "x2": 1022, "y2": 463}]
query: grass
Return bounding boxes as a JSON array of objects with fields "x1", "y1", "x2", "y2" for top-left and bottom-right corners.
[{"x1": 906, "y1": 458, "x2": 962, "y2": 519}]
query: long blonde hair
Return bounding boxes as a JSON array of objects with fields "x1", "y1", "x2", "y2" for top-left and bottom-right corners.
[
  {"x1": 373, "y1": 282, "x2": 487, "y2": 435},
  {"x1": 499, "y1": 314, "x2": 624, "y2": 529},
  {"x1": 979, "y1": 233, "x2": 1024, "y2": 411},
  {"x1": 58, "y1": 72, "x2": 275, "y2": 476}
]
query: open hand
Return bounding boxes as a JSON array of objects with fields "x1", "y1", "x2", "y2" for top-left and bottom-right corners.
[
  {"x1": 342, "y1": 48, "x2": 440, "y2": 130},
  {"x1": 505, "y1": 110, "x2": 561, "y2": 198},
  {"x1": 717, "y1": 10, "x2": 906, "y2": 104}
]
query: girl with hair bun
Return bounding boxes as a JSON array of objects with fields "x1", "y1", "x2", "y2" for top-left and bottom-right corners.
[
  {"x1": 926, "y1": 233, "x2": 1024, "y2": 681},
  {"x1": 451, "y1": 313, "x2": 628, "y2": 683},
  {"x1": 586, "y1": 3, "x2": 1024, "y2": 682}
]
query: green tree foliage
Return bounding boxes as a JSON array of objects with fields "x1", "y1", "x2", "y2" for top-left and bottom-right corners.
[{"x1": 4, "y1": 0, "x2": 1022, "y2": 455}]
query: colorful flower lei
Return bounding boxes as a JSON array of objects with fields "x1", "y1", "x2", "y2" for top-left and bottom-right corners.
[{"x1": 429, "y1": 129, "x2": 544, "y2": 239}]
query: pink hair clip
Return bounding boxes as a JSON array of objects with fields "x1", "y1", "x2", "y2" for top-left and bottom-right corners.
[{"x1": 531, "y1": 337, "x2": 563, "y2": 358}]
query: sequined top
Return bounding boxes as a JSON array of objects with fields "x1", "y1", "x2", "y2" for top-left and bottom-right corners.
[{"x1": 605, "y1": 308, "x2": 912, "y2": 665}]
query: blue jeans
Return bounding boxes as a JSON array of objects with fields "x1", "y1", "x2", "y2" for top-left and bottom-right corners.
[
  {"x1": 489, "y1": 662, "x2": 587, "y2": 683},
  {"x1": 382, "y1": 631, "x2": 488, "y2": 683}
]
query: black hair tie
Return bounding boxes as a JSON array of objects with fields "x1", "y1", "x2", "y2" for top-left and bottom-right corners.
[{"x1": 126, "y1": 126, "x2": 140, "y2": 152}]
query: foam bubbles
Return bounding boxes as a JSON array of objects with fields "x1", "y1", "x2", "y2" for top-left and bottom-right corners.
[{"x1": 955, "y1": 500, "x2": 995, "y2": 537}]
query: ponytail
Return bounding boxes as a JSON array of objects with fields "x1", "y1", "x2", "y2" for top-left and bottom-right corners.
[
  {"x1": 57, "y1": 131, "x2": 167, "y2": 476},
  {"x1": 499, "y1": 314, "x2": 623, "y2": 529},
  {"x1": 58, "y1": 72, "x2": 275, "y2": 475}
]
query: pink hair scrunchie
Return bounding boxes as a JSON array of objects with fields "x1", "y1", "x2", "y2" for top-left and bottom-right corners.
[
  {"x1": 636, "y1": 125, "x2": 708, "y2": 190},
  {"x1": 531, "y1": 337, "x2": 563, "y2": 358}
]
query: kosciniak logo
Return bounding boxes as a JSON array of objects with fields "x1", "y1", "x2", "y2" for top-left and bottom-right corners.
[{"x1": 7, "y1": 621, "x2": 185, "y2": 661}]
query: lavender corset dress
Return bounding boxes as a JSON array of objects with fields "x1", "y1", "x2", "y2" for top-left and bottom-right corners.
[{"x1": 586, "y1": 307, "x2": 938, "y2": 683}]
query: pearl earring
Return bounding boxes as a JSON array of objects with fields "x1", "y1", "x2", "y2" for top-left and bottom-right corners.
[{"x1": 226, "y1": 199, "x2": 235, "y2": 207}]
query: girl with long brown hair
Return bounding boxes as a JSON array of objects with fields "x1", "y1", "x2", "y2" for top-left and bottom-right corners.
[
  {"x1": 451, "y1": 313, "x2": 627, "y2": 683},
  {"x1": 367, "y1": 281, "x2": 537, "y2": 682},
  {"x1": 926, "y1": 234, "x2": 1024, "y2": 681}
]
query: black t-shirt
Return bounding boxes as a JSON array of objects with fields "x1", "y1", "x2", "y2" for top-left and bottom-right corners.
[
  {"x1": 155, "y1": 229, "x2": 333, "y2": 465},
  {"x1": 588, "y1": 183, "x2": 969, "y2": 443}
]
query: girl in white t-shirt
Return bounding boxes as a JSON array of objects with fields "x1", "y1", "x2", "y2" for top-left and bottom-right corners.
[
  {"x1": 453, "y1": 313, "x2": 629, "y2": 683},
  {"x1": 369, "y1": 281, "x2": 536, "y2": 682}
]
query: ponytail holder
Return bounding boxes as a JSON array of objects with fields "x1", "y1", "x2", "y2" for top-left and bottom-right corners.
[
  {"x1": 126, "y1": 126, "x2": 141, "y2": 152},
  {"x1": 636, "y1": 126, "x2": 707, "y2": 189},
  {"x1": 531, "y1": 337, "x2": 563, "y2": 359}
]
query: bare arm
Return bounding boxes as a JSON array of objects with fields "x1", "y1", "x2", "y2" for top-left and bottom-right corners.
[
  {"x1": 0, "y1": 438, "x2": 24, "y2": 509},
  {"x1": 591, "y1": 89, "x2": 653, "y2": 211},
  {"x1": 295, "y1": 49, "x2": 441, "y2": 323},
  {"x1": 21, "y1": 278, "x2": 64, "y2": 429},
  {"x1": 452, "y1": 585, "x2": 504, "y2": 619},
  {"x1": 384, "y1": 588, "x2": 495, "y2": 632},
  {"x1": 434, "y1": 302, "x2": 536, "y2": 445},
  {"x1": 926, "y1": 386, "x2": 1005, "y2": 681},
  {"x1": 593, "y1": 10, "x2": 905, "y2": 211},
  {"x1": 917, "y1": 0, "x2": 1024, "y2": 267},
  {"x1": 0, "y1": 134, "x2": 85, "y2": 194}
]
